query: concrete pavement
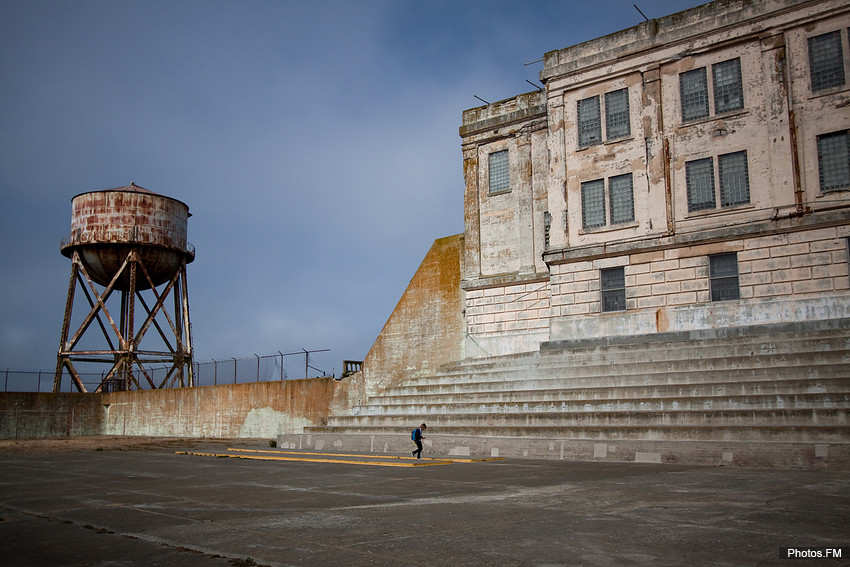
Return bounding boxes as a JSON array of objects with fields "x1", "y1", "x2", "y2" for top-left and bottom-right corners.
[{"x1": 0, "y1": 438, "x2": 848, "y2": 566}]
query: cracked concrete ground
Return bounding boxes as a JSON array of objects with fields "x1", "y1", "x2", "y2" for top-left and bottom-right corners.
[{"x1": 0, "y1": 438, "x2": 848, "y2": 566}]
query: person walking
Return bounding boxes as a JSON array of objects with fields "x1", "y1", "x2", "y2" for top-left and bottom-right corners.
[{"x1": 411, "y1": 423, "x2": 426, "y2": 459}]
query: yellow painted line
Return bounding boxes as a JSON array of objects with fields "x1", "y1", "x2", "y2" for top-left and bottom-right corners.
[
  {"x1": 226, "y1": 447, "x2": 506, "y2": 463},
  {"x1": 176, "y1": 451, "x2": 452, "y2": 467}
]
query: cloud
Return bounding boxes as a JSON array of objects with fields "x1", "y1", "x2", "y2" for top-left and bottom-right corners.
[{"x1": 0, "y1": 0, "x2": 707, "y2": 381}]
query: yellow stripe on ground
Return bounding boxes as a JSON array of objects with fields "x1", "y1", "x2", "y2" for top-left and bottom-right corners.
[
  {"x1": 226, "y1": 447, "x2": 506, "y2": 463},
  {"x1": 176, "y1": 450, "x2": 452, "y2": 467}
]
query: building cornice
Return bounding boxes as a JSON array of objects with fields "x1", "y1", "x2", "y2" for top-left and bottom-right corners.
[
  {"x1": 461, "y1": 271, "x2": 550, "y2": 292},
  {"x1": 543, "y1": 208, "x2": 850, "y2": 266}
]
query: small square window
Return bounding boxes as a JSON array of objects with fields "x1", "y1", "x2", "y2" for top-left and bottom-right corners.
[
  {"x1": 709, "y1": 253, "x2": 740, "y2": 302},
  {"x1": 808, "y1": 31, "x2": 845, "y2": 91},
  {"x1": 680, "y1": 67, "x2": 709, "y2": 122},
  {"x1": 488, "y1": 150, "x2": 510, "y2": 194},
  {"x1": 605, "y1": 89, "x2": 631, "y2": 140},
  {"x1": 817, "y1": 130, "x2": 850, "y2": 192},
  {"x1": 609, "y1": 173, "x2": 635, "y2": 224},
  {"x1": 718, "y1": 150, "x2": 750, "y2": 207},
  {"x1": 601, "y1": 267, "x2": 626, "y2": 312},
  {"x1": 581, "y1": 179, "x2": 606, "y2": 229},
  {"x1": 686, "y1": 158, "x2": 716, "y2": 212},
  {"x1": 577, "y1": 96, "x2": 602, "y2": 147},
  {"x1": 713, "y1": 58, "x2": 743, "y2": 114}
]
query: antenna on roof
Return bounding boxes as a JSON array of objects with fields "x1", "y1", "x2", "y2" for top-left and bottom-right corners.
[
  {"x1": 634, "y1": 3, "x2": 649, "y2": 21},
  {"x1": 473, "y1": 95, "x2": 490, "y2": 105},
  {"x1": 526, "y1": 80, "x2": 544, "y2": 91}
]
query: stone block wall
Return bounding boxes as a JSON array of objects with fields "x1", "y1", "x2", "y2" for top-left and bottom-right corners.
[
  {"x1": 548, "y1": 226, "x2": 849, "y2": 341},
  {"x1": 465, "y1": 280, "x2": 551, "y2": 335}
]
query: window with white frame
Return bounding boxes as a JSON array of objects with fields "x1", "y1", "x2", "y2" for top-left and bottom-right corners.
[
  {"x1": 808, "y1": 30, "x2": 845, "y2": 92},
  {"x1": 680, "y1": 67, "x2": 709, "y2": 121},
  {"x1": 488, "y1": 150, "x2": 510, "y2": 194},
  {"x1": 577, "y1": 88, "x2": 631, "y2": 148},
  {"x1": 581, "y1": 179, "x2": 606, "y2": 228},
  {"x1": 680, "y1": 58, "x2": 744, "y2": 122},
  {"x1": 580, "y1": 173, "x2": 635, "y2": 230},
  {"x1": 713, "y1": 58, "x2": 744, "y2": 113},
  {"x1": 605, "y1": 89, "x2": 631, "y2": 140},
  {"x1": 601, "y1": 267, "x2": 626, "y2": 312},
  {"x1": 718, "y1": 151, "x2": 750, "y2": 207},
  {"x1": 817, "y1": 130, "x2": 850, "y2": 192},
  {"x1": 685, "y1": 151, "x2": 750, "y2": 213},
  {"x1": 709, "y1": 253, "x2": 740, "y2": 302}
]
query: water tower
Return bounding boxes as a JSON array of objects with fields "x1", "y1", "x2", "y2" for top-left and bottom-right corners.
[{"x1": 54, "y1": 183, "x2": 195, "y2": 393}]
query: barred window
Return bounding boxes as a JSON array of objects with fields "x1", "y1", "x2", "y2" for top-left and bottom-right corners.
[
  {"x1": 686, "y1": 158, "x2": 716, "y2": 212},
  {"x1": 817, "y1": 130, "x2": 850, "y2": 192},
  {"x1": 808, "y1": 31, "x2": 845, "y2": 91},
  {"x1": 578, "y1": 96, "x2": 602, "y2": 147},
  {"x1": 581, "y1": 179, "x2": 606, "y2": 229},
  {"x1": 713, "y1": 58, "x2": 743, "y2": 114},
  {"x1": 718, "y1": 151, "x2": 750, "y2": 207},
  {"x1": 488, "y1": 150, "x2": 510, "y2": 194},
  {"x1": 605, "y1": 88, "x2": 631, "y2": 140},
  {"x1": 709, "y1": 253, "x2": 740, "y2": 302},
  {"x1": 581, "y1": 174, "x2": 634, "y2": 230},
  {"x1": 609, "y1": 173, "x2": 635, "y2": 224},
  {"x1": 601, "y1": 267, "x2": 626, "y2": 312},
  {"x1": 680, "y1": 67, "x2": 709, "y2": 122}
]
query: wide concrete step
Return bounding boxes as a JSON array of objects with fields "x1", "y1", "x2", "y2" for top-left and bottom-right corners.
[
  {"x1": 424, "y1": 353, "x2": 850, "y2": 385},
  {"x1": 363, "y1": 377, "x2": 850, "y2": 409},
  {"x1": 328, "y1": 408, "x2": 848, "y2": 428},
  {"x1": 539, "y1": 335, "x2": 849, "y2": 364},
  {"x1": 350, "y1": 391, "x2": 850, "y2": 417},
  {"x1": 435, "y1": 325, "x2": 849, "y2": 377},
  {"x1": 539, "y1": 318, "x2": 850, "y2": 355},
  {"x1": 393, "y1": 363, "x2": 849, "y2": 396},
  {"x1": 304, "y1": 424, "x2": 849, "y2": 443}
]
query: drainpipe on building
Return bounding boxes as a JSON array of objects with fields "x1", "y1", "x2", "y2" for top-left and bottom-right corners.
[{"x1": 781, "y1": 44, "x2": 806, "y2": 217}]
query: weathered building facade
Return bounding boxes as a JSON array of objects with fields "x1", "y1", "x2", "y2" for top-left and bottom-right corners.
[{"x1": 462, "y1": 0, "x2": 850, "y2": 357}]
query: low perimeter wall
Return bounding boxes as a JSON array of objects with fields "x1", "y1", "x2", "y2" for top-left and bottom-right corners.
[
  {"x1": 0, "y1": 378, "x2": 350, "y2": 440},
  {"x1": 277, "y1": 433, "x2": 850, "y2": 469}
]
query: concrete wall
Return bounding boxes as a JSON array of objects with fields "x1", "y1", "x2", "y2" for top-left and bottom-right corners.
[
  {"x1": 549, "y1": 222, "x2": 850, "y2": 340},
  {"x1": 0, "y1": 378, "x2": 349, "y2": 439},
  {"x1": 361, "y1": 235, "x2": 464, "y2": 397},
  {"x1": 0, "y1": 393, "x2": 104, "y2": 438}
]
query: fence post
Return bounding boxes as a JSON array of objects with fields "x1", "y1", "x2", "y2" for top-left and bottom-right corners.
[
  {"x1": 37, "y1": 370, "x2": 42, "y2": 393},
  {"x1": 213, "y1": 359, "x2": 217, "y2": 386},
  {"x1": 232, "y1": 358, "x2": 237, "y2": 384},
  {"x1": 255, "y1": 354, "x2": 260, "y2": 382},
  {"x1": 4, "y1": 368, "x2": 8, "y2": 392}
]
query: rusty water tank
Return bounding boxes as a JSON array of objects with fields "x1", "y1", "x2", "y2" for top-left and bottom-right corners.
[{"x1": 61, "y1": 183, "x2": 194, "y2": 290}]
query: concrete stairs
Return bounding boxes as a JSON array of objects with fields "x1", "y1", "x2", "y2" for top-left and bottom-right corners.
[{"x1": 285, "y1": 319, "x2": 850, "y2": 468}]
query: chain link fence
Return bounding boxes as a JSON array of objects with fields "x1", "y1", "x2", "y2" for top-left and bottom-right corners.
[{"x1": 3, "y1": 349, "x2": 335, "y2": 393}]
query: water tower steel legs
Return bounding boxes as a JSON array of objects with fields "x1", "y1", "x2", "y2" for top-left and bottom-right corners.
[{"x1": 54, "y1": 248, "x2": 194, "y2": 393}]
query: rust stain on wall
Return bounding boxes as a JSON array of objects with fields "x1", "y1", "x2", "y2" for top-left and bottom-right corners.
[
  {"x1": 362, "y1": 234, "x2": 464, "y2": 397},
  {"x1": 0, "y1": 379, "x2": 349, "y2": 440}
]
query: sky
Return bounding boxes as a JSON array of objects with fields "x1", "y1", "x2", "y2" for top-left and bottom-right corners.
[{"x1": 0, "y1": 0, "x2": 706, "y2": 384}]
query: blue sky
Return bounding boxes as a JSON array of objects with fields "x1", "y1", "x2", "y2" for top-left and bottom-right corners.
[{"x1": 0, "y1": 0, "x2": 705, "y2": 381}]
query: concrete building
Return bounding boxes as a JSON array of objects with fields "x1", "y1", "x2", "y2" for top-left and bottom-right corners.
[
  {"x1": 462, "y1": 0, "x2": 850, "y2": 358},
  {"x1": 297, "y1": 0, "x2": 847, "y2": 469}
]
